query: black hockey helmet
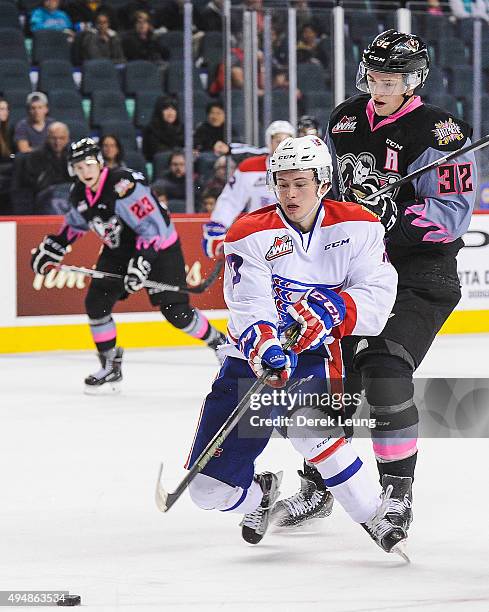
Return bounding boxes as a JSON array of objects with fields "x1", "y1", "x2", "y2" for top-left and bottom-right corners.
[
  {"x1": 357, "y1": 29, "x2": 430, "y2": 94},
  {"x1": 67, "y1": 137, "x2": 104, "y2": 176},
  {"x1": 297, "y1": 115, "x2": 320, "y2": 136}
]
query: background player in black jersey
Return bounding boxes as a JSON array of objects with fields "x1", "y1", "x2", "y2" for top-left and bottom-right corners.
[
  {"x1": 273, "y1": 30, "x2": 477, "y2": 532},
  {"x1": 31, "y1": 138, "x2": 225, "y2": 394}
]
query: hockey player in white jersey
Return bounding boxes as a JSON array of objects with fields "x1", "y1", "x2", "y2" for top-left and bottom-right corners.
[
  {"x1": 186, "y1": 135, "x2": 407, "y2": 556},
  {"x1": 202, "y1": 120, "x2": 295, "y2": 258}
]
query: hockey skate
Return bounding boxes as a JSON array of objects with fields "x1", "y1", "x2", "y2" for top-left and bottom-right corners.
[
  {"x1": 382, "y1": 474, "x2": 413, "y2": 532},
  {"x1": 271, "y1": 463, "x2": 334, "y2": 528},
  {"x1": 84, "y1": 347, "x2": 124, "y2": 395},
  {"x1": 362, "y1": 484, "x2": 409, "y2": 560},
  {"x1": 240, "y1": 471, "x2": 283, "y2": 544}
]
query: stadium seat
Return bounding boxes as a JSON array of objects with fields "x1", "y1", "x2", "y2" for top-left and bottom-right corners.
[
  {"x1": 38, "y1": 60, "x2": 76, "y2": 94},
  {"x1": 434, "y1": 39, "x2": 469, "y2": 69},
  {"x1": 0, "y1": 60, "x2": 31, "y2": 95},
  {"x1": 152, "y1": 151, "x2": 173, "y2": 178},
  {"x1": 297, "y1": 62, "x2": 328, "y2": 93},
  {"x1": 0, "y1": 2, "x2": 20, "y2": 28},
  {"x1": 449, "y1": 66, "x2": 474, "y2": 98},
  {"x1": 200, "y1": 30, "x2": 222, "y2": 74},
  {"x1": 413, "y1": 14, "x2": 457, "y2": 41},
  {"x1": 134, "y1": 91, "x2": 160, "y2": 128},
  {"x1": 91, "y1": 90, "x2": 129, "y2": 127},
  {"x1": 271, "y1": 89, "x2": 289, "y2": 121},
  {"x1": 347, "y1": 13, "x2": 380, "y2": 43},
  {"x1": 166, "y1": 60, "x2": 203, "y2": 94},
  {"x1": 421, "y1": 65, "x2": 446, "y2": 96},
  {"x1": 82, "y1": 59, "x2": 121, "y2": 96},
  {"x1": 193, "y1": 90, "x2": 215, "y2": 125},
  {"x1": 48, "y1": 89, "x2": 85, "y2": 123},
  {"x1": 32, "y1": 30, "x2": 72, "y2": 65},
  {"x1": 304, "y1": 90, "x2": 333, "y2": 115},
  {"x1": 423, "y1": 93, "x2": 460, "y2": 117},
  {"x1": 123, "y1": 150, "x2": 147, "y2": 175},
  {"x1": 65, "y1": 119, "x2": 90, "y2": 142},
  {"x1": 124, "y1": 60, "x2": 163, "y2": 96},
  {"x1": 4, "y1": 89, "x2": 28, "y2": 126},
  {"x1": 0, "y1": 28, "x2": 28, "y2": 62},
  {"x1": 100, "y1": 120, "x2": 137, "y2": 151},
  {"x1": 157, "y1": 31, "x2": 184, "y2": 59},
  {"x1": 168, "y1": 199, "x2": 186, "y2": 213}
]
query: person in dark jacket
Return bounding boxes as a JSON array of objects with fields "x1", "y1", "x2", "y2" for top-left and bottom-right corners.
[
  {"x1": 122, "y1": 10, "x2": 169, "y2": 62},
  {"x1": 142, "y1": 96, "x2": 184, "y2": 161},
  {"x1": 194, "y1": 101, "x2": 230, "y2": 155},
  {"x1": 79, "y1": 9, "x2": 125, "y2": 62}
]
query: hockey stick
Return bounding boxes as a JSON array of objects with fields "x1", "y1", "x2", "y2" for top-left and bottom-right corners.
[
  {"x1": 155, "y1": 324, "x2": 301, "y2": 513},
  {"x1": 55, "y1": 259, "x2": 224, "y2": 295},
  {"x1": 363, "y1": 133, "x2": 489, "y2": 201}
]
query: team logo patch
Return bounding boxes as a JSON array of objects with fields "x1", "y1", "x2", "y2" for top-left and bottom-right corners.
[
  {"x1": 332, "y1": 115, "x2": 357, "y2": 134},
  {"x1": 114, "y1": 178, "x2": 134, "y2": 198},
  {"x1": 265, "y1": 235, "x2": 294, "y2": 260},
  {"x1": 432, "y1": 118, "x2": 464, "y2": 146},
  {"x1": 90, "y1": 215, "x2": 122, "y2": 249}
]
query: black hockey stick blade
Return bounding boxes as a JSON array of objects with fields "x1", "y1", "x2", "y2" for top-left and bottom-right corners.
[{"x1": 155, "y1": 324, "x2": 301, "y2": 513}]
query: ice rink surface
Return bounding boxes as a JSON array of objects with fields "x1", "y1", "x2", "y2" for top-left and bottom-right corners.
[{"x1": 1, "y1": 334, "x2": 488, "y2": 612}]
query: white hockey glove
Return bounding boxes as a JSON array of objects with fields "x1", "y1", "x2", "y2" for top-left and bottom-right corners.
[
  {"x1": 124, "y1": 256, "x2": 151, "y2": 294},
  {"x1": 31, "y1": 235, "x2": 67, "y2": 275}
]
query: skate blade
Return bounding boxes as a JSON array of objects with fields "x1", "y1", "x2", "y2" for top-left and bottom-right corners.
[
  {"x1": 391, "y1": 539, "x2": 410, "y2": 563},
  {"x1": 84, "y1": 381, "x2": 122, "y2": 396}
]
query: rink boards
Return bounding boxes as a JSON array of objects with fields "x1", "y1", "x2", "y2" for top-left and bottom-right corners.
[{"x1": 0, "y1": 213, "x2": 488, "y2": 352}]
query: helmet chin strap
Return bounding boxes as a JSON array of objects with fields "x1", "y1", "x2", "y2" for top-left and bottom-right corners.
[{"x1": 390, "y1": 92, "x2": 414, "y2": 116}]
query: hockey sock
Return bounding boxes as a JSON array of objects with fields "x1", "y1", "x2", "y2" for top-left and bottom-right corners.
[
  {"x1": 370, "y1": 402, "x2": 418, "y2": 480},
  {"x1": 291, "y1": 436, "x2": 381, "y2": 523},
  {"x1": 89, "y1": 315, "x2": 117, "y2": 352},
  {"x1": 188, "y1": 473, "x2": 262, "y2": 513},
  {"x1": 161, "y1": 304, "x2": 214, "y2": 342}
]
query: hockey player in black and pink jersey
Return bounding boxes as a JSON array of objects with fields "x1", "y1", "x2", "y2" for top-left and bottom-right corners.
[
  {"x1": 31, "y1": 138, "x2": 225, "y2": 394},
  {"x1": 202, "y1": 120, "x2": 295, "y2": 258},
  {"x1": 274, "y1": 30, "x2": 478, "y2": 531}
]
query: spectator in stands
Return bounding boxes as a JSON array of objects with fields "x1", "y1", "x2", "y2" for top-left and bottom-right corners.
[
  {"x1": 272, "y1": 69, "x2": 306, "y2": 115},
  {"x1": 79, "y1": 9, "x2": 125, "y2": 62},
  {"x1": 66, "y1": 0, "x2": 117, "y2": 30},
  {"x1": 209, "y1": 47, "x2": 264, "y2": 96},
  {"x1": 201, "y1": 154, "x2": 235, "y2": 195},
  {"x1": 14, "y1": 92, "x2": 54, "y2": 154},
  {"x1": 100, "y1": 134, "x2": 124, "y2": 169},
  {"x1": 30, "y1": 0, "x2": 74, "y2": 35},
  {"x1": 271, "y1": 25, "x2": 288, "y2": 72},
  {"x1": 155, "y1": 150, "x2": 186, "y2": 200},
  {"x1": 13, "y1": 121, "x2": 71, "y2": 214},
  {"x1": 142, "y1": 96, "x2": 184, "y2": 161},
  {"x1": 194, "y1": 101, "x2": 230, "y2": 156},
  {"x1": 449, "y1": 0, "x2": 489, "y2": 21},
  {"x1": 199, "y1": 187, "x2": 220, "y2": 213},
  {"x1": 196, "y1": 0, "x2": 223, "y2": 31},
  {"x1": 297, "y1": 22, "x2": 321, "y2": 63},
  {"x1": 0, "y1": 98, "x2": 14, "y2": 213},
  {"x1": 122, "y1": 10, "x2": 169, "y2": 63},
  {"x1": 427, "y1": 0, "x2": 445, "y2": 15}
]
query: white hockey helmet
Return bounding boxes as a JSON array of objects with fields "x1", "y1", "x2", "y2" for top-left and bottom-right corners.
[
  {"x1": 267, "y1": 135, "x2": 333, "y2": 189},
  {"x1": 265, "y1": 120, "x2": 296, "y2": 150}
]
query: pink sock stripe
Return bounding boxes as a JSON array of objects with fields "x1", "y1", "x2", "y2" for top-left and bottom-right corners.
[
  {"x1": 373, "y1": 439, "x2": 418, "y2": 461},
  {"x1": 92, "y1": 329, "x2": 117, "y2": 343},
  {"x1": 193, "y1": 314, "x2": 209, "y2": 339}
]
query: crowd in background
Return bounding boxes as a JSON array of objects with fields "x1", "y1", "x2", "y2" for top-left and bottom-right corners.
[{"x1": 0, "y1": 0, "x2": 488, "y2": 215}]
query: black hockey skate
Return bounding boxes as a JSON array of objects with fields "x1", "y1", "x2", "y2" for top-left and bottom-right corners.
[
  {"x1": 240, "y1": 471, "x2": 283, "y2": 544},
  {"x1": 271, "y1": 462, "x2": 334, "y2": 528},
  {"x1": 84, "y1": 347, "x2": 124, "y2": 395},
  {"x1": 207, "y1": 330, "x2": 227, "y2": 363},
  {"x1": 362, "y1": 484, "x2": 408, "y2": 560},
  {"x1": 382, "y1": 474, "x2": 413, "y2": 532}
]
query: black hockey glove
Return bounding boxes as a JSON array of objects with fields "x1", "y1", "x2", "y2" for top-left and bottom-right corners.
[
  {"x1": 31, "y1": 235, "x2": 68, "y2": 275},
  {"x1": 124, "y1": 255, "x2": 152, "y2": 294},
  {"x1": 345, "y1": 184, "x2": 398, "y2": 232}
]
